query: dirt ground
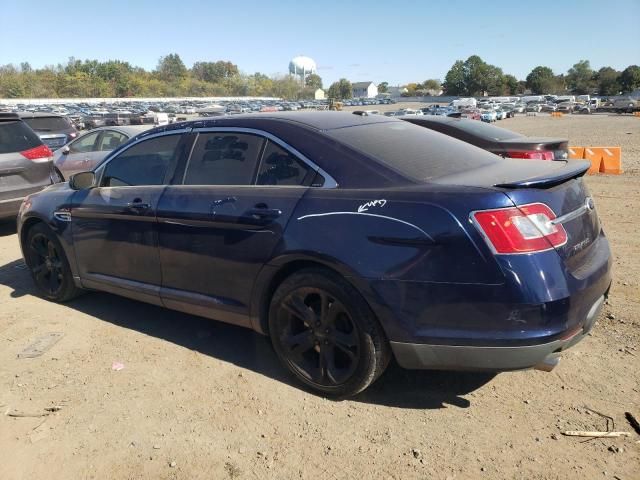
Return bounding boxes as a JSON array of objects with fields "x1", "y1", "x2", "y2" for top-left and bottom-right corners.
[{"x1": 0, "y1": 114, "x2": 638, "y2": 480}]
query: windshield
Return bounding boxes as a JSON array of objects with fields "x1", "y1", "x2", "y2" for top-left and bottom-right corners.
[{"x1": 22, "y1": 116, "x2": 71, "y2": 131}]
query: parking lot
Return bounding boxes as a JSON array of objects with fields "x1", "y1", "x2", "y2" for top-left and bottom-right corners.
[{"x1": 0, "y1": 114, "x2": 638, "y2": 479}]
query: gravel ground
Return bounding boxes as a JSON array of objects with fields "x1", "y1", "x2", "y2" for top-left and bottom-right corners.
[{"x1": 0, "y1": 115, "x2": 638, "y2": 480}]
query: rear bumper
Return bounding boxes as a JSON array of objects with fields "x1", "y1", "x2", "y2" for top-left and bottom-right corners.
[
  {"x1": 391, "y1": 292, "x2": 606, "y2": 370},
  {"x1": 0, "y1": 197, "x2": 23, "y2": 219}
]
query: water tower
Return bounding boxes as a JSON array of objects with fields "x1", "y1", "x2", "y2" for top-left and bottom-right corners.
[{"x1": 289, "y1": 56, "x2": 317, "y2": 85}]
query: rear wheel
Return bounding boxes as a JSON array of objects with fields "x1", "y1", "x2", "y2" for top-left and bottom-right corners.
[
  {"x1": 269, "y1": 269, "x2": 390, "y2": 397},
  {"x1": 24, "y1": 223, "x2": 82, "y2": 302}
]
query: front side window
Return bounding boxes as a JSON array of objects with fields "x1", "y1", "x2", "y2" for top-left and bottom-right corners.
[
  {"x1": 70, "y1": 132, "x2": 100, "y2": 153},
  {"x1": 183, "y1": 132, "x2": 264, "y2": 185},
  {"x1": 256, "y1": 140, "x2": 312, "y2": 186},
  {"x1": 97, "y1": 131, "x2": 127, "y2": 151},
  {"x1": 102, "y1": 134, "x2": 182, "y2": 186}
]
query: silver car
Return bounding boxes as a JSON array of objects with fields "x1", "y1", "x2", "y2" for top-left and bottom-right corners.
[
  {"x1": 54, "y1": 126, "x2": 151, "y2": 180},
  {"x1": 0, "y1": 113, "x2": 54, "y2": 219}
]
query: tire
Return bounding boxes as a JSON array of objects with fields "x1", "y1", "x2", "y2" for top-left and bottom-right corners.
[
  {"x1": 23, "y1": 223, "x2": 82, "y2": 302},
  {"x1": 268, "y1": 268, "x2": 390, "y2": 397}
]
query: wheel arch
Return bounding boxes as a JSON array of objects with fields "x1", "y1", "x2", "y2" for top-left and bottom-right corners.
[
  {"x1": 251, "y1": 254, "x2": 379, "y2": 337},
  {"x1": 19, "y1": 215, "x2": 49, "y2": 256}
]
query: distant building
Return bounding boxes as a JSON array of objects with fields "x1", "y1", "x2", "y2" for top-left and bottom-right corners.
[
  {"x1": 386, "y1": 86, "x2": 408, "y2": 98},
  {"x1": 314, "y1": 88, "x2": 325, "y2": 100},
  {"x1": 351, "y1": 82, "x2": 378, "y2": 99}
]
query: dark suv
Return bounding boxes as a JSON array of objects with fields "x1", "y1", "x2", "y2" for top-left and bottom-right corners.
[
  {"x1": 0, "y1": 113, "x2": 54, "y2": 219},
  {"x1": 18, "y1": 112, "x2": 78, "y2": 151}
]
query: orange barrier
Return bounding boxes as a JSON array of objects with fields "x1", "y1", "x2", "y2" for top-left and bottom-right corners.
[
  {"x1": 573, "y1": 146, "x2": 623, "y2": 174},
  {"x1": 634, "y1": 111, "x2": 640, "y2": 117},
  {"x1": 568, "y1": 147, "x2": 585, "y2": 159},
  {"x1": 598, "y1": 147, "x2": 622, "y2": 174}
]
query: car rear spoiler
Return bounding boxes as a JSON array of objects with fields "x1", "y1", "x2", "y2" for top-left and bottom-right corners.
[{"x1": 494, "y1": 160, "x2": 590, "y2": 189}]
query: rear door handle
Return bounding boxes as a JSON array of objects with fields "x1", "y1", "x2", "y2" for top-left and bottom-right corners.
[
  {"x1": 127, "y1": 200, "x2": 151, "y2": 211},
  {"x1": 244, "y1": 207, "x2": 282, "y2": 220}
]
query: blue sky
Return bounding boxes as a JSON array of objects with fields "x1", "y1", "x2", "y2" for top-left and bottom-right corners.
[{"x1": 3, "y1": 0, "x2": 639, "y2": 86}]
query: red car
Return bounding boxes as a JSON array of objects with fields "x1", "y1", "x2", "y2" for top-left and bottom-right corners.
[{"x1": 460, "y1": 109, "x2": 481, "y2": 120}]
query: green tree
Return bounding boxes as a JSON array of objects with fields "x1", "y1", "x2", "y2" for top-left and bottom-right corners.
[
  {"x1": 526, "y1": 66, "x2": 555, "y2": 94},
  {"x1": 566, "y1": 60, "x2": 595, "y2": 94},
  {"x1": 595, "y1": 67, "x2": 620, "y2": 96},
  {"x1": 443, "y1": 60, "x2": 466, "y2": 95},
  {"x1": 327, "y1": 78, "x2": 352, "y2": 99},
  {"x1": 421, "y1": 79, "x2": 441, "y2": 92},
  {"x1": 619, "y1": 65, "x2": 640, "y2": 93},
  {"x1": 503, "y1": 74, "x2": 519, "y2": 95},
  {"x1": 462, "y1": 55, "x2": 488, "y2": 96},
  {"x1": 305, "y1": 73, "x2": 323, "y2": 90},
  {"x1": 377, "y1": 81, "x2": 389, "y2": 93},
  {"x1": 191, "y1": 60, "x2": 238, "y2": 83},
  {"x1": 156, "y1": 53, "x2": 187, "y2": 83},
  {"x1": 484, "y1": 65, "x2": 505, "y2": 96}
]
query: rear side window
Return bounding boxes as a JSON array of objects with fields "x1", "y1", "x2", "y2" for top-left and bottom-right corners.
[
  {"x1": 256, "y1": 140, "x2": 312, "y2": 186},
  {"x1": 102, "y1": 134, "x2": 182, "y2": 186},
  {"x1": 21, "y1": 116, "x2": 71, "y2": 131},
  {"x1": 328, "y1": 121, "x2": 501, "y2": 181},
  {"x1": 183, "y1": 133, "x2": 264, "y2": 185},
  {"x1": 70, "y1": 132, "x2": 100, "y2": 153},
  {"x1": 0, "y1": 121, "x2": 42, "y2": 154}
]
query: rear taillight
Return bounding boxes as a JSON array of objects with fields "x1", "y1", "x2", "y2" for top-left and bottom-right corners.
[
  {"x1": 472, "y1": 203, "x2": 567, "y2": 254},
  {"x1": 507, "y1": 150, "x2": 554, "y2": 161},
  {"x1": 20, "y1": 144, "x2": 52, "y2": 162}
]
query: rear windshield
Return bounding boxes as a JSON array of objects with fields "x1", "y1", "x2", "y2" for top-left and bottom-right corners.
[
  {"x1": 442, "y1": 119, "x2": 523, "y2": 141},
  {"x1": 0, "y1": 120, "x2": 42, "y2": 154},
  {"x1": 328, "y1": 121, "x2": 502, "y2": 181},
  {"x1": 22, "y1": 116, "x2": 71, "y2": 131}
]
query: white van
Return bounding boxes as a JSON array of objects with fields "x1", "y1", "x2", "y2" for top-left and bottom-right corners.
[{"x1": 154, "y1": 113, "x2": 169, "y2": 126}]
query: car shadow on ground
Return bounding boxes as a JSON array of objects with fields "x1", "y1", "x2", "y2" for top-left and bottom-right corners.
[
  {"x1": 0, "y1": 257, "x2": 495, "y2": 409},
  {"x1": 0, "y1": 221, "x2": 17, "y2": 237}
]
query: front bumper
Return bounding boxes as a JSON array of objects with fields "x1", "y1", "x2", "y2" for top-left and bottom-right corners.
[{"x1": 391, "y1": 292, "x2": 606, "y2": 371}]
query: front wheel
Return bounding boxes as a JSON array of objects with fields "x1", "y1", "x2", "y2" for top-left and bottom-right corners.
[
  {"x1": 24, "y1": 223, "x2": 82, "y2": 302},
  {"x1": 269, "y1": 269, "x2": 390, "y2": 397}
]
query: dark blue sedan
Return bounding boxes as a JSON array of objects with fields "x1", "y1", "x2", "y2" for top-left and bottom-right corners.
[{"x1": 16, "y1": 112, "x2": 612, "y2": 397}]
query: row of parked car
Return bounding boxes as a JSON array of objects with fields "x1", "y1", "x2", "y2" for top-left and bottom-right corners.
[
  {"x1": 1, "y1": 104, "x2": 572, "y2": 222},
  {"x1": 382, "y1": 104, "x2": 518, "y2": 123}
]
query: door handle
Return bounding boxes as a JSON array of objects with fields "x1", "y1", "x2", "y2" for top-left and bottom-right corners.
[
  {"x1": 127, "y1": 200, "x2": 151, "y2": 211},
  {"x1": 244, "y1": 207, "x2": 282, "y2": 220}
]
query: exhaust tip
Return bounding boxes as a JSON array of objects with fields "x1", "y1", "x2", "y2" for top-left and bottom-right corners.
[{"x1": 534, "y1": 354, "x2": 561, "y2": 372}]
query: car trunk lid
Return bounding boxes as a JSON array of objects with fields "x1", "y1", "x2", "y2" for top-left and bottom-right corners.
[
  {"x1": 432, "y1": 159, "x2": 599, "y2": 264},
  {"x1": 499, "y1": 137, "x2": 568, "y2": 160}
]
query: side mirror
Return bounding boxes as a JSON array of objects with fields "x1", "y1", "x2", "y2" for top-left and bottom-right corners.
[
  {"x1": 69, "y1": 171, "x2": 96, "y2": 190},
  {"x1": 62, "y1": 146, "x2": 70, "y2": 155}
]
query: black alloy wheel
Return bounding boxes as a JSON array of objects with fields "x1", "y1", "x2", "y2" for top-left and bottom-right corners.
[
  {"x1": 24, "y1": 223, "x2": 82, "y2": 302},
  {"x1": 29, "y1": 232, "x2": 64, "y2": 297},
  {"x1": 277, "y1": 287, "x2": 360, "y2": 386},
  {"x1": 269, "y1": 269, "x2": 390, "y2": 397}
]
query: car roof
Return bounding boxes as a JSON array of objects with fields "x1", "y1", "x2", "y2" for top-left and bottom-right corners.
[
  {"x1": 176, "y1": 111, "x2": 397, "y2": 132},
  {"x1": 17, "y1": 112, "x2": 65, "y2": 118},
  {"x1": 83, "y1": 125, "x2": 152, "y2": 136}
]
